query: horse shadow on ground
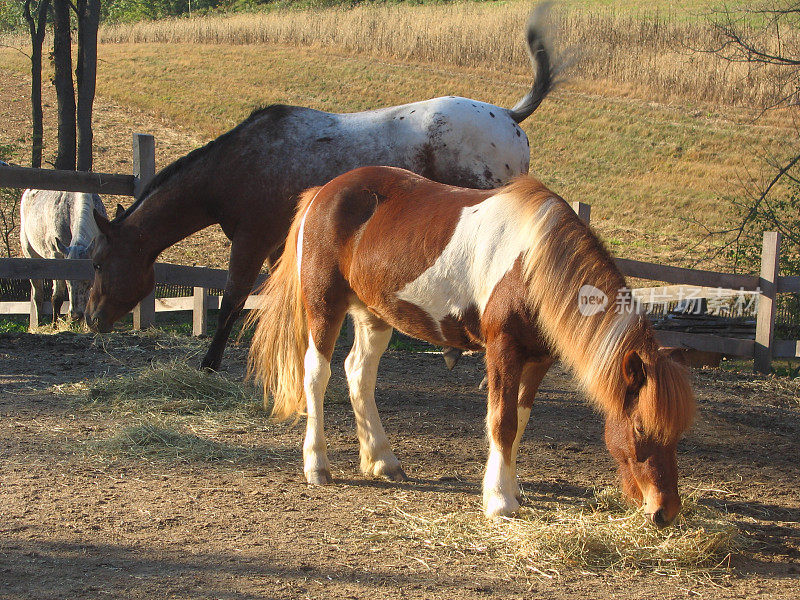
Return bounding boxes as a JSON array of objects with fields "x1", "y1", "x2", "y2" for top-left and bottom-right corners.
[
  {"x1": 333, "y1": 473, "x2": 595, "y2": 508},
  {"x1": 0, "y1": 539, "x2": 475, "y2": 600}
]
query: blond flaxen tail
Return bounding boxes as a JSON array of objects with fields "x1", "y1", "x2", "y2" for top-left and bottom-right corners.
[{"x1": 246, "y1": 187, "x2": 320, "y2": 420}]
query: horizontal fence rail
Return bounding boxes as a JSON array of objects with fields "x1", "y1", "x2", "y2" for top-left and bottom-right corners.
[
  {"x1": 615, "y1": 257, "x2": 761, "y2": 291},
  {"x1": 0, "y1": 257, "x2": 266, "y2": 333},
  {"x1": 1, "y1": 157, "x2": 797, "y2": 372},
  {"x1": 0, "y1": 165, "x2": 136, "y2": 196}
]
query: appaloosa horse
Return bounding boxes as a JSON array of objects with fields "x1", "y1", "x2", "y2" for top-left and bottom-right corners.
[
  {"x1": 20, "y1": 189, "x2": 108, "y2": 324},
  {"x1": 85, "y1": 10, "x2": 556, "y2": 370},
  {"x1": 248, "y1": 166, "x2": 695, "y2": 525}
]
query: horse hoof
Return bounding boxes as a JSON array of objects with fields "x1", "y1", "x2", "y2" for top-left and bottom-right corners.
[
  {"x1": 199, "y1": 358, "x2": 220, "y2": 372},
  {"x1": 442, "y1": 347, "x2": 463, "y2": 371},
  {"x1": 306, "y1": 469, "x2": 333, "y2": 485},
  {"x1": 382, "y1": 466, "x2": 409, "y2": 482},
  {"x1": 483, "y1": 493, "x2": 520, "y2": 519}
]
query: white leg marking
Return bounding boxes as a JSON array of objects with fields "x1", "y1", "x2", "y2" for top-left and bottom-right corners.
[
  {"x1": 482, "y1": 436, "x2": 520, "y2": 519},
  {"x1": 344, "y1": 308, "x2": 405, "y2": 481},
  {"x1": 303, "y1": 333, "x2": 332, "y2": 484}
]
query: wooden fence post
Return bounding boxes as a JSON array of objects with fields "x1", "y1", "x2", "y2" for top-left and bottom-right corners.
[
  {"x1": 132, "y1": 133, "x2": 155, "y2": 197},
  {"x1": 193, "y1": 287, "x2": 209, "y2": 336},
  {"x1": 571, "y1": 201, "x2": 591, "y2": 224},
  {"x1": 132, "y1": 133, "x2": 156, "y2": 330},
  {"x1": 754, "y1": 231, "x2": 781, "y2": 374},
  {"x1": 133, "y1": 289, "x2": 156, "y2": 330}
]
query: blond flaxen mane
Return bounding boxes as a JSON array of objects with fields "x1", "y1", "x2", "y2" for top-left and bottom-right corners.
[{"x1": 502, "y1": 177, "x2": 694, "y2": 442}]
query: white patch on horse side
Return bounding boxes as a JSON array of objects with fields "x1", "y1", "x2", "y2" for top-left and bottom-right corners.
[{"x1": 395, "y1": 195, "x2": 560, "y2": 337}]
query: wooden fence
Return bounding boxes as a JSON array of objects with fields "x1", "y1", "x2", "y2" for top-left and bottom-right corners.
[{"x1": 1, "y1": 135, "x2": 798, "y2": 372}]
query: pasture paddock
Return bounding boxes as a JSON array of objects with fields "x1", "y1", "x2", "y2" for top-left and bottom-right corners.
[{"x1": 0, "y1": 328, "x2": 798, "y2": 598}]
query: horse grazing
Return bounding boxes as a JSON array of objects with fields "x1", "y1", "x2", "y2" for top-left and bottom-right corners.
[
  {"x1": 85, "y1": 10, "x2": 556, "y2": 371},
  {"x1": 247, "y1": 166, "x2": 695, "y2": 525},
  {"x1": 20, "y1": 189, "x2": 108, "y2": 323}
]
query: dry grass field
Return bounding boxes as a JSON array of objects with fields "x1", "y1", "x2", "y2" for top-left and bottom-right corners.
[
  {"x1": 97, "y1": 1, "x2": 791, "y2": 109},
  {"x1": 0, "y1": 34, "x2": 794, "y2": 269}
]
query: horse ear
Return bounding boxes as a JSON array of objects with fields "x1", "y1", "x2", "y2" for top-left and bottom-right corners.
[
  {"x1": 94, "y1": 209, "x2": 112, "y2": 236},
  {"x1": 622, "y1": 350, "x2": 646, "y2": 390},
  {"x1": 54, "y1": 237, "x2": 68, "y2": 255},
  {"x1": 114, "y1": 204, "x2": 125, "y2": 220}
]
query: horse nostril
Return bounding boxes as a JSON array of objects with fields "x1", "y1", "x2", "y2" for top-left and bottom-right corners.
[{"x1": 652, "y1": 508, "x2": 668, "y2": 528}]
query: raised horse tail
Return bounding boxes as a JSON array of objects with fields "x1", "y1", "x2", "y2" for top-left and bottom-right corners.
[
  {"x1": 246, "y1": 187, "x2": 321, "y2": 420},
  {"x1": 507, "y1": 4, "x2": 555, "y2": 124}
]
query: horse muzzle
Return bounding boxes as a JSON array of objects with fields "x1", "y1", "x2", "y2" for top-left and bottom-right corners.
[
  {"x1": 85, "y1": 311, "x2": 112, "y2": 333},
  {"x1": 644, "y1": 492, "x2": 681, "y2": 528}
]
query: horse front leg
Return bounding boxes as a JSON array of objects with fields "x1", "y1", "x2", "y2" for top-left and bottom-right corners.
[
  {"x1": 512, "y1": 358, "x2": 555, "y2": 503},
  {"x1": 482, "y1": 334, "x2": 524, "y2": 518},
  {"x1": 200, "y1": 240, "x2": 271, "y2": 371},
  {"x1": 29, "y1": 279, "x2": 46, "y2": 329},
  {"x1": 345, "y1": 306, "x2": 406, "y2": 482},
  {"x1": 52, "y1": 279, "x2": 67, "y2": 323}
]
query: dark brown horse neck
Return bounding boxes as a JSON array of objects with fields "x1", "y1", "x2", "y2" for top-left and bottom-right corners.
[{"x1": 124, "y1": 173, "x2": 219, "y2": 263}]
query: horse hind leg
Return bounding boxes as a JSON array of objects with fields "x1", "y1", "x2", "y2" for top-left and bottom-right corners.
[
  {"x1": 29, "y1": 279, "x2": 46, "y2": 329},
  {"x1": 345, "y1": 305, "x2": 406, "y2": 482},
  {"x1": 303, "y1": 306, "x2": 348, "y2": 486}
]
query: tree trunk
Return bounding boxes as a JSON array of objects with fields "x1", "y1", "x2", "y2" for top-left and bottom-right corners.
[
  {"x1": 23, "y1": 0, "x2": 50, "y2": 169},
  {"x1": 76, "y1": 0, "x2": 100, "y2": 172},
  {"x1": 52, "y1": 0, "x2": 76, "y2": 171}
]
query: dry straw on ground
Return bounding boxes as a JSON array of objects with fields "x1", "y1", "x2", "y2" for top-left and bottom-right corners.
[
  {"x1": 97, "y1": 3, "x2": 796, "y2": 109},
  {"x1": 85, "y1": 358, "x2": 261, "y2": 414},
  {"x1": 369, "y1": 487, "x2": 740, "y2": 582},
  {"x1": 79, "y1": 359, "x2": 280, "y2": 463}
]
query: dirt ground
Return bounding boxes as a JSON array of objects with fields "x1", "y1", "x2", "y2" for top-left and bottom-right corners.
[{"x1": 1, "y1": 328, "x2": 798, "y2": 600}]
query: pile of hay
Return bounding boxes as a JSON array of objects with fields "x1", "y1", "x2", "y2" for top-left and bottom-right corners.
[
  {"x1": 99, "y1": 420, "x2": 254, "y2": 462},
  {"x1": 374, "y1": 487, "x2": 740, "y2": 581},
  {"x1": 85, "y1": 359, "x2": 260, "y2": 414}
]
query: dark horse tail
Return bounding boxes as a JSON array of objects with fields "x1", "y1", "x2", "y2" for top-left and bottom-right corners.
[{"x1": 507, "y1": 5, "x2": 555, "y2": 124}]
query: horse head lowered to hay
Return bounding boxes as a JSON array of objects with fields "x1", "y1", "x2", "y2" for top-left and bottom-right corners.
[
  {"x1": 84, "y1": 8, "x2": 556, "y2": 371},
  {"x1": 20, "y1": 189, "x2": 108, "y2": 323},
  {"x1": 247, "y1": 166, "x2": 695, "y2": 525}
]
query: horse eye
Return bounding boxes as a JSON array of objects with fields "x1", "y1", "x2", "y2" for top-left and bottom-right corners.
[
  {"x1": 633, "y1": 422, "x2": 645, "y2": 439},
  {"x1": 93, "y1": 263, "x2": 101, "y2": 272}
]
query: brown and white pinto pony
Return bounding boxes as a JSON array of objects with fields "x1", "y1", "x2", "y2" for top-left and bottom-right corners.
[{"x1": 248, "y1": 166, "x2": 695, "y2": 525}]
